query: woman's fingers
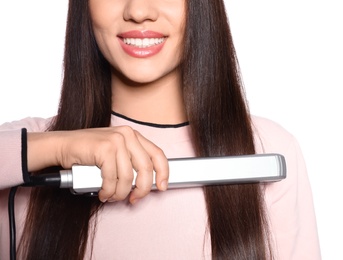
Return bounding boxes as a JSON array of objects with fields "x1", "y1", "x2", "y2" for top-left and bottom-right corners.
[
  {"x1": 98, "y1": 146, "x2": 134, "y2": 203},
  {"x1": 129, "y1": 131, "x2": 169, "y2": 204},
  {"x1": 93, "y1": 126, "x2": 168, "y2": 204},
  {"x1": 135, "y1": 130, "x2": 169, "y2": 191}
]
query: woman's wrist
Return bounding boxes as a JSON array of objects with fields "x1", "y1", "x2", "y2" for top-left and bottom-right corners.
[{"x1": 27, "y1": 131, "x2": 62, "y2": 172}]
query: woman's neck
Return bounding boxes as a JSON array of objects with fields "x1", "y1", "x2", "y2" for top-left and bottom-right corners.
[{"x1": 111, "y1": 70, "x2": 187, "y2": 125}]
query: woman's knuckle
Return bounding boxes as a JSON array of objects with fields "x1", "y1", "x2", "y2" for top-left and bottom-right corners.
[
  {"x1": 154, "y1": 147, "x2": 165, "y2": 158},
  {"x1": 120, "y1": 172, "x2": 134, "y2": 183},
  {"x1": 141, "y1": 160, "x2": 154, "y2": 173},
  {"x1": 111, "y1": 132, "x2": 125, "y2": 144},
  {"x1": 118, "y1": 125, "x2": 135, "y2": 137}
]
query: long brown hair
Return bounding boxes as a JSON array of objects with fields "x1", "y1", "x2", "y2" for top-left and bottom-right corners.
[
  {"x1": 19, "y1": 0, "x2": 272, "y2": 259},
  {"x1": 182, "y1": 0, "x2": 272, "y2": 258}
]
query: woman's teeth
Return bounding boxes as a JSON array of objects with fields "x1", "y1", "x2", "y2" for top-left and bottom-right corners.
[{"x1": 123, "y1": 38, "x2": 165, "y2": 48}]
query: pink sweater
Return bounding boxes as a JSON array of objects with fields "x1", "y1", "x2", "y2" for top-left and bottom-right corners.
[{"x1": 0, "y1": 114, "x2": 321, "y2": 259}]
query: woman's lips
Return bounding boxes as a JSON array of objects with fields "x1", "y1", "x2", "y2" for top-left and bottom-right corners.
[{"x1": 118, "y1": 30, "x2": 166, "y2": 58}]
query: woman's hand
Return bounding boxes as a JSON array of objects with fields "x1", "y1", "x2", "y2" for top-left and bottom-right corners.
[{"x1": 27, "y1": 126, "x2": 169, "y2": 204}]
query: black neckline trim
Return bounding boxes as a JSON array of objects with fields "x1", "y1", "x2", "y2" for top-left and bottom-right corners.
[{"x1": 112, "y1": 111, "x2": 189, "y2": 129}]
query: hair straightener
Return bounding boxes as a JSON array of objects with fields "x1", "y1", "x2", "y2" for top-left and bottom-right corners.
[{"x1": 24, "y1": 153, "x2": 286, "y2": 195}]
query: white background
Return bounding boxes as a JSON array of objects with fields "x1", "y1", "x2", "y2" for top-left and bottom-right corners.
[{"x1": 0, "y1": 1, "x2": 342, "y2": 259}]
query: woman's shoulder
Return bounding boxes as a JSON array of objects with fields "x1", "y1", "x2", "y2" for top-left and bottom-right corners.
[
  {"x1": 250, "y1": 115, "x2": 297, "y2": 153},
  {"x1": 0, "y1": 116, "x2": 54, "y2": 132},
  {"x1": 251, "y1": 115, "x2": 290, "y2": 134}
]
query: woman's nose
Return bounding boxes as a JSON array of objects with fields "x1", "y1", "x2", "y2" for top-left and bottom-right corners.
[{"x1": 123, "y1": 0, "x2": 159, "y2": 23}]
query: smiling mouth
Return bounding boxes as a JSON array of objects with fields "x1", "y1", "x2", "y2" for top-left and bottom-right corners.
[{"x1": 122, "y1": 38, "x2": 166, "y2": 48}]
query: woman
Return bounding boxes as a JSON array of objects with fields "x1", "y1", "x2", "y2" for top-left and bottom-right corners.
[{"x1": 0, "y1": 0, "x2": 320, "y2": 259}]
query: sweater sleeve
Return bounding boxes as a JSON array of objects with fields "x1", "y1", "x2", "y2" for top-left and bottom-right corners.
[
  {"x1": 0, "y1": 117, "x2": 52, "y2": 190},
  {"x1": 0, "y1": 129, "x2": 26, "y2": 188},
  {"x1": 252, "y1": 116, "x2": 322, "y2": 259},
  {"x1": 265, "y1": 138, "x2": 321, "y2": 259}
]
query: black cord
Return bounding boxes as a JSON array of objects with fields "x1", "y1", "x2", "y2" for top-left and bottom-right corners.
[{"x1": 8, "y1": 186, "x2": 18, "y2": 260}]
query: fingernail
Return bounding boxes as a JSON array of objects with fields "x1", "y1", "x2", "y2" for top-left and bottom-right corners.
[
  {"x1": 100, "y1": 198, "x2": 108, "y2": 203},
  {"x1": 130, "y1": 198, "x2": 139, "y2": 205},
  {"x1": 160, "y1": 180, "x2": 168, "y2": 191}
]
